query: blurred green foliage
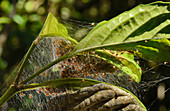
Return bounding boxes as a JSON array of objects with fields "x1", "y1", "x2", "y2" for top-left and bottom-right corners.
[{"x1": 0, "y1": 0, "x2": 170, "y2": 110}]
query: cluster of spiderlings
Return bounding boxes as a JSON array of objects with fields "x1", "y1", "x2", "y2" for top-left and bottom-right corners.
[
  {"x1": 52, "y1": 37, "x2": 74, "y2": 59},
  {"x1": 50, "y1": 40, "x2": 145, "y2": 99},
  {"x1": 18, "y1": 37, "x2": 76, "y2": 84},
  {"x1": 54, "y1": 53, "x2": 119, "y2": 80},
  {"x1": 14, "y1": 86, "x2": 72, "y2": 110},
  {"x1": 13, "y1": 90, "x2": 47, "y2": 110},
  {"x1": 51, "y1": 38, "x2": 140, "y2": 82},
  {"x1": 20, "y1": 36, "x2": 135, "y2": 84},
  {"x1": 9, "y1": 37, "x2": 141, "y2": 110},
  {"x1": 51, "y1": 37, "x2": 119, "y2": 80}
]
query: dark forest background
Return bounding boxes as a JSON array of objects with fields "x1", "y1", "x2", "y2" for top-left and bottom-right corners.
[{"x1": 0, "y1": 0, "x2": 170, "y2": 111}]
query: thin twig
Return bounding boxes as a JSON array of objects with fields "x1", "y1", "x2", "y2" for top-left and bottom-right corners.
[
  {"x1": 20, "y1": 53, "x2": 74, "y2": 84},
  {"x1": 14, "y1": 37, "x2": 42, "y2": 85}
]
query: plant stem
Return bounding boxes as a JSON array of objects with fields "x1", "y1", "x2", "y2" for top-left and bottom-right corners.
[
  {"x1": 21, "y1": 78, "x2": 102, "y2": 91},
  {"x1": 14, "y1": 37, "x2": 42, "y2": 85},
  {"x1": 21, "y1": 78, "x2": 147, "y2": 111},
  {"x1": 0, "y1": 78, "x2": 101, "y2": 107},
  {"x1": 0, "y1": 85, "x2": 18, "y2": 106},
  {"x1": 20, "y1": 53, "x2": 73, "y2": 85}
]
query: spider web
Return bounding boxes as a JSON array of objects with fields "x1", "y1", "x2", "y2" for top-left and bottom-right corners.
[{"x1": 0, "y1": 20, "x2": 170, "y2": 111}]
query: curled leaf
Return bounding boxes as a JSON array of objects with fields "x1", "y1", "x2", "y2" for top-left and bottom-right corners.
[{"x1": 94, "y1": 50, "x2": 141, "y2": 83}]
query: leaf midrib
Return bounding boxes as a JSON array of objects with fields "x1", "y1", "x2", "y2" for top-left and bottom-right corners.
[{"x1": 80, "y1": 5, "x2": 169, "y2": 50}]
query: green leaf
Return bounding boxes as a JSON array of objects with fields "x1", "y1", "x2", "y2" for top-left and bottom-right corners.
[
  {"x1": 91, "y1": 38, "x2": 170, "y2": 63},
  {"x1": 74, "y1": 3, "x2": 170, "y2": 51},
  {"x1": 39, "y1": 13, "x2": 78, "y2": 44},
  {"x1": 21, "y1": 78, "x2": 146, "y2": 110},
  {"x1": 13, "y1": 14, "x2": 26, "y2": 26},
  {"x1": 0, "y1": 17, "x2": 11, "y2": 24},
  {"x1": 19, "y1": 2, "x2": 170, "y2": 84},
  {"x1": 61, "y1": 2, "x2": 169, "y2": 83},
  {"x1": 22, "y1": 78, "x2": 102, "y2": 90},
  {"x1": 71, "y1": 3, "x2": 170, "y2": 62},
  {"x1": 100, "y1": 38, "x2": 170, "y2": 63},
  {"x1": 94, "y1": 50, "x2": 141, "y2": 83},
  {"x1": 134, "y1": 39, "x2": 170, "y2": 63}
]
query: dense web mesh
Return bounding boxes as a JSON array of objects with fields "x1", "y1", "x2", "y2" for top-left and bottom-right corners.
[
  {"x1": 19, "y1": 37, "x2": 74, "y2": 84},
  {"x1": 61, "y1": 19, "x2": 95, "y2": 41},
  {"x1": 0, "y1": 20, "x2": 170, "y2": 110},
  {"x1": 1, "y1": 36, "x2": 139, "y2": 110}
]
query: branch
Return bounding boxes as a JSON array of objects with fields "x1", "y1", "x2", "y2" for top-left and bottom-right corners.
[
  {"x1": 0, "y1": 85, "x2": 18, "y2": 106},
  {"x1": 20, "y1": 53, "x2": 74, "y2": 85},
  {"x1": 14, "y1": 37, "x2": 42, "y2": 85}
]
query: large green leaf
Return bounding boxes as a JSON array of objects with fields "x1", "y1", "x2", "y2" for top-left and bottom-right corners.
[
  {"x1": 94, "y1": 50, "x2": 142, "y2": 83},
  {"x1": 20, "y1": 2, "x2": 170, "y2": 85},
  {"x1": 97, "y1": 38, "x2": 170, "y2": 63},
  {"x1": 134, "y1": 38, "x2": 170, "y2": 63},
  {"x1": 39, "y1": 13, "x2": 78, "y2": 44},
  {"x1": 71, "y1": 2, "x2": 170, "y2": 62},
  {"x1": 66, "y1": 2, "x2": 170, "y2": 83}
]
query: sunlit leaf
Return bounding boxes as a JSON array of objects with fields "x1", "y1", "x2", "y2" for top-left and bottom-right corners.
[
  {"x1": 13, "y1": 14, "x2": 25, "y2": 25},
  {"x1": 64, "y1": 2, "x2": 170, "y2": 82},
  {"x1": 0, "y1": 17, "x2": 11, "y2": 24},
  {"x1": 134, "y1": 39, "x2": 170, "y2": 63},
  {"x1": 94, "y1": 50, "x2": 141, "y2": 83},
  {"x1": 26, "y1": 2, "x2": 170, "y2": 84},
  {"x1": 72, "y1": 2, "x2": 170, "y2": 62},
  {"x1": 39, "y1": 13, "x2": 78, "y2": 44},
  {"x1": 0, "y1": 0, "x2": 10, "y2": 13},
  {"x1": 24, "y1": 1, "x2": 34, "y2": 13}
]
